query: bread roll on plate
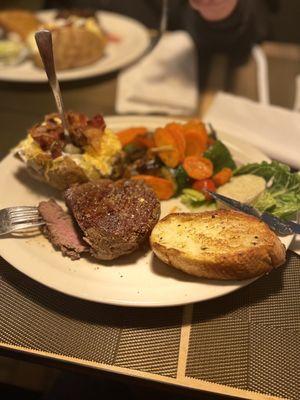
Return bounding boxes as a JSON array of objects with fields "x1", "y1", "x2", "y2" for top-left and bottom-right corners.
[{"x1": 150, "y1": 210, "x2": 286, "y2": 280}]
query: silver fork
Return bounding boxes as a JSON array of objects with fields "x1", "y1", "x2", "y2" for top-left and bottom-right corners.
[{"x1": 0, "y1": 206, "x2": 44, "y2": 236}]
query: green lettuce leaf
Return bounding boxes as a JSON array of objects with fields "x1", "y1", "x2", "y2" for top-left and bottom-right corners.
[
  {"x1": 234, "y1": 161, "x2": 300, "y2": 219},
  {"x1": 234, "y1": 161, "x2": 290, "y2": 181},
  {"x1": 254, "y1": 191, "x2": 276, "y2": 213},
  {"x1": 204, "y1": 140, "x2": 237, "y2": 173},
  {"x1": 180, "y1": 189, "x2": 206, "y2": 208},
  {"x1": 174, "y1": 165, "x2": 190, "y2": 194}
]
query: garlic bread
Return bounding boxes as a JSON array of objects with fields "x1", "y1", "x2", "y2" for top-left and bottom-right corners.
[{"x1": 150, "y1": 210, "x2": 286, "y2": 280}]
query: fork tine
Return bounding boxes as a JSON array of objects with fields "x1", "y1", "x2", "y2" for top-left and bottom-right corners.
[
  {"x1": 10, "y1": 221, "x2": 45, "y2": 231},
  {"x1": 8, "y1": 208, "x2": 39, "y2": 214},
  {"x1": 10, "y1": 215, "x2": 43, "y2": 224},
  {"x1": 8, "y1": 212, "x2": 39, "y2": 219},
  {"x1": 8, "y1": 211, "x2": 40, "y2": 218}
]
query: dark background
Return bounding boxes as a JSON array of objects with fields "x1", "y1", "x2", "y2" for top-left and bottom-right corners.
[{"x1": 1, "y1": 0, "x2": 300, "y2": 43}]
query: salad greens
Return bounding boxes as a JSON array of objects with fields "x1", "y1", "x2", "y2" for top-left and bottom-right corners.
[
  {"x1": 174, "y1": 165, "x2": 190, "y2": 194},
  {"x1": 160, "y1": 165, "x2": 191, "y2": 196},
  {"x1": 179, "y1": 139, "x2": 237, "y2": 209},
  {"x1": 180, "y1": 188, "x2": 218, "y2": 211},
  {"x1": 123, "y1": 125, "x2": 299, "y2": 221},
  {"x1": 181, "y1": 189, "x2": 206, "y2": 208},
  {"x1": 204, "y1": 140, "x2": 237, "y2": 173},
  {"x1": 234, "y1": 161, "x2": 300, "y2": 219}
]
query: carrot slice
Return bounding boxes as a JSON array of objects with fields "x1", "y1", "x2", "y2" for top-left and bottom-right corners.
[
  {"x1": 154, "y1": 123, "x2": 186, "y2": 168},
  {"x1": 212, "y1": 167, "x2": 232, "y2": 187},
  {"x1": 183, "y1": 130, "x2": 207, "y2": 156},
  {"x1": 131, "y1": 175, "x2": 175, "y2": 200},
  {"x1": 182, "y1": 120, "x2": 208, "y2": 156},
  {"x1": 192, "y1": 179, "x2": 216, "y2": 200},
  {"x1": 135, "y1": 134, "x2": 155, "y2": 148},
  {"x1": 166, "y1": 123, "x2": 186, "y2": 155},
  {"x1": 116, "y1": 127, "x2": 147, "y2": 147},
  {"x1": 183, "y1": 156, "x2": 213, "y2": 180}
]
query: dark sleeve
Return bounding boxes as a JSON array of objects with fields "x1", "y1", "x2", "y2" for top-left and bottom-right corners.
[
  {"x1": 44, "y1": 0, "x2": 275, "y2": 62},
  {"x1": 179, "y1": 0, "x2": 263, "y2": 63},
  {"x1": 166, "y1": 0, "x2": 274, "y2": 64}
]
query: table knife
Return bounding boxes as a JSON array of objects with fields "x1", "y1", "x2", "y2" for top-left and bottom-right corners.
[{"x1": 206, "y1": 190, "x2": 300, "y2": 236}]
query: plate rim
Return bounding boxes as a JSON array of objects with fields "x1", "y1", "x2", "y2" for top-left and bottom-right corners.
[{"x1": 0, "y1": 10, "x2": 151, "y2": 83}]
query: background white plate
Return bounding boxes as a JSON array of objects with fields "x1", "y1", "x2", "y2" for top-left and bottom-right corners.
[
  {"x1": 0, "y1": 11, "x2": 150, "y2": 82},
  {"x1": 0, "y1": 116, "x2": 293, "y2": 307}
]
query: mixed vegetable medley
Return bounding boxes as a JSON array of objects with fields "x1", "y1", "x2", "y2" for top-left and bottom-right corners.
[
  {"x1": 17, "y1": 112, "x2": 300, "y2": 220},
  {"x1": 117, "y1": 120, "x2": 236, "y2": 204},
  {"x1": 116, "y1": 119, "x2": 300, "y2": 220}
]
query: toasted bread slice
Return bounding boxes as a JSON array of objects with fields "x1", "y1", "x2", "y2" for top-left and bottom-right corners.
[{"x1": 150, "y1": 210, "x2": 286, "y2": 280}]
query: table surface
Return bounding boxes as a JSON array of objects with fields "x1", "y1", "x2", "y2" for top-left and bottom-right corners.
[{"x1": 0, "y1": 41, "x2": 300, "y2": 400}]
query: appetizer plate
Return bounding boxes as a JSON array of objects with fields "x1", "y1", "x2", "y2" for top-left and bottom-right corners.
[
  {"x1": 0, "y1": 116, "x2": 294, "y2": 307},
  {"x1": 0, "y1": 10, "x2": 150, "y2": 82}
]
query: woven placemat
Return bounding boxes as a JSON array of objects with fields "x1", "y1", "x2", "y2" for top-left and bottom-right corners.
[
  {"x1": 186, "y1": 251, "x2": 300, "y2": 399},
  {"x1": 0, "y1": 258, "x2": 182, "y2": 377},
  {"x1": 0, "y1": 251, "x2": 299, "y2": 400}
]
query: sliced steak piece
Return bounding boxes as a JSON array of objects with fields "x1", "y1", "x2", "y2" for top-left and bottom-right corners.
[
  {"x1": 64, "y1": 179, "x2": 161, "y2": 260},
  {"x1": 38, "y1": 199, "x2": 88, "y2": 260}
]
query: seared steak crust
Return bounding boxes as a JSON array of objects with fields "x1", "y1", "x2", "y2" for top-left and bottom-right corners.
[{"x1": 64, "y1": 179, "x2": 161, "y2": 260}]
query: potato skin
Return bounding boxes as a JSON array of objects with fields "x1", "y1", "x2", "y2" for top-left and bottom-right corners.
[
  {"x1": 33, "y1": 26, "x2": 106, "y2": 71},
  {"x1": 45, "y1": 157, "x2": 88, "y2": 190},
  {"x1": 19, "y1": 152, "x2": 89, "y2": 191}
]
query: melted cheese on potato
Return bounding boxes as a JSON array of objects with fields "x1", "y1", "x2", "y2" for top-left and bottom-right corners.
[
  {"x1": 16, "y1": 128, "x2": 122, "y2": 181},
  {"x1": 81, "y1": 128, "x2": 121, "y2": 178},
  {"x1": 16, "y1": 135, "x2": 43, "y2": 160}
]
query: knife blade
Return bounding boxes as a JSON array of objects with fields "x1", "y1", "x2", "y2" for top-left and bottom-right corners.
[{"x1": 206, "y1": 190, "x2": 300, "y2": 236}]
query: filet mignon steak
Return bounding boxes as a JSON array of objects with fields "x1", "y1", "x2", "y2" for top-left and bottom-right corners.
[
  {"x1": 38, "y1": 199, "x2": 88, "y2": 260},
  {"x1": 64, "y1": 179, "x2": 161, "y2": 260}
]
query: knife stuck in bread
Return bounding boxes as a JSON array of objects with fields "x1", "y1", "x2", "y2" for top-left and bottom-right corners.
[{"x1": 150, "y1": 210, "x2": 286, "y2": 280}]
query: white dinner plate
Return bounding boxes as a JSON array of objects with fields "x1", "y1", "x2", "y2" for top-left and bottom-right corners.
[
  {"x1": 0, "y1": 10, "x2": 150, "y2": 82},
  {"x1": 0, "y1": 116, "x2": 293, "y2": 307}
]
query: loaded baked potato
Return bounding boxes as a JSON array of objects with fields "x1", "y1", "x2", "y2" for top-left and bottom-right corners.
[
  {"x1": 16, "y1": 112, "x2": 123, "y2": 190},
  {"x1": 27, "y1": 16, "x2": 107, "y2": 71}
]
